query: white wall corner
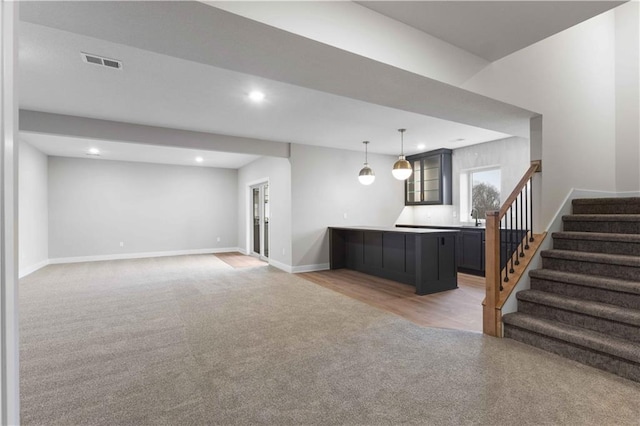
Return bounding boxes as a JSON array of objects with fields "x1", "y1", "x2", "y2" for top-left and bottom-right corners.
[
  {"x1": 268, "y1": 258, "x2": 293, "y2": 273},
  {"x1": 1, "y1": 1, "x2": 21, "y2": 424},
  {"x1": 18, "y1": 259, "x2": 50, "y2": 279}
]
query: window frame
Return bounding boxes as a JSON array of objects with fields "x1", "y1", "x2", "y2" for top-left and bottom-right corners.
[{"x1": 460, "y1": 166, "x2": 502, "y2": 224}]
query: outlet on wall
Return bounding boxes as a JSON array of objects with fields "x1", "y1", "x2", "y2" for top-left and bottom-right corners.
[
  {"x1": 343, "y1": 212, "x2": 348, "y2": 219},
  {"x1": 216, "y1": 237, "x2": 221, "y2": 242},
  {"x1": 282, "y1": 248, "x2": 286, "y2": 255},
  {"x1": 119, "y1": 242, "x2": 124, "y2": 247}
]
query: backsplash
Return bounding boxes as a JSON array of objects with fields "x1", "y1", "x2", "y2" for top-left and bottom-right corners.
[{"x1": 396, "y1": 205, "x2": 464, "y2": 225}]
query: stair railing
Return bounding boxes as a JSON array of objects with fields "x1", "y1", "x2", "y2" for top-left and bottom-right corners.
[{"x1": 484, "y1": 160, "x2": 542, "y2": 336}]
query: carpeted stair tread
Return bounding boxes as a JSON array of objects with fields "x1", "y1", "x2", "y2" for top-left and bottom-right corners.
[
  {"x1": 573, "y1": 197, "x2": 640, "y2": 206},
  {"x1": 562, "y1": 215, "x2": 640, "y2": 234},
  {"x1": 541, "y1": 249, "x2": 640, "y2": 268},
  {"x1": 552, "y1": 231, "x2": 640, "y2": 243},
  {"x1": 562, "y1": 214, "x2": 640, "y2": 222},
  {"x1": 530, "y1": 269, "x2": 640, "y2": 296},
  {"x1": 502, "y1": 313, "x2": 640, "y2": 364},
  {"x1": 516, "y1": 289, "x2": 640, "y2": 327},
  {"x1": 572, "y1": 198, "x2": 640, "y2": 215},
  {"x1": 551, "y1": 231, "x2": 640, "y2": 256}
]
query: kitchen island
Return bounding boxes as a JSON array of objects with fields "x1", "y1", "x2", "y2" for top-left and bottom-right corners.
[
  {"x1": 397, "y1": 224, "x2": 486, "y2": 276},
  {"x1": 396, "y1": 224, "x2": 528, "y2": 277},
  {"x1": 329, "y1": 226, "x2": 459, "y2": 295}
]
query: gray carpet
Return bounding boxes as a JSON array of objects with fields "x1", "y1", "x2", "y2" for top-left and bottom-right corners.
[{"x1": 20, "y1": 255, "x2": 640, "y2": 425}]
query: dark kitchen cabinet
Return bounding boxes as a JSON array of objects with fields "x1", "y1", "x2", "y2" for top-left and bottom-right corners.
[
  {"x1": 397, "y1": 224, "x2": 485, "y2": 276},
  {"x1": 405, "y1": 149, "x2": 452, "y2": 206},
  {"x1": 396, "y1": 225, "x2": 530, "y2": 277},
  {"x1": 458, "y1": 230, "x2": 485, "y2": 272},
  {"x1": 329, "y1": 227, "x2": 459, "y2": 295}
]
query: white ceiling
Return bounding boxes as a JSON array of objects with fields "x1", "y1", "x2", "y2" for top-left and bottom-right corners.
[
  {"x1": 18, "y1": 21, "x2": 511, "y2": 159},
  {"x1": 357, "y1": 1, "x2": 625, "y2": 61},
  {"x1": 17, "y1": 1, "x2": 622, "y2": 168}
]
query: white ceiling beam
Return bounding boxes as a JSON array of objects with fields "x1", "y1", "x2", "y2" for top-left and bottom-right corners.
[
  {"x1": 19, "y1": 110, "x2": 291, "y2": 158},
  {"x1": 208, "y1": 1, "x2": 489, "y2": 86}
]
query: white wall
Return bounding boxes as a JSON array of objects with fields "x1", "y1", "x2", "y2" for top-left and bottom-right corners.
[
  {"x1": 614, "y1": 1, "x2": 640, "y2": 191},
  {"x1": 48, "y1": 157, "x2": 238, "y2": 259},
  {"x1": 463, "y1": 11, "x2": 620, "y2": 227},
  {"x1": 18, "y1": 140, "x2": 48, "y2": 277},
  {"x1": 290, "y1": 144, "x2": 404, "y2": 269},
  {"x1": 396, "y1": 137, "x2": 530, "y2": 226},
  {"x1": 238, "y1": 156, "x2": 292, "y2": 270}
]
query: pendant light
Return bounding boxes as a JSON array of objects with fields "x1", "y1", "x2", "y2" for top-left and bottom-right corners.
[
  {"x1": 392, "y1": 128, "x2": 412, "y2": 180},
  {"x1": 358, "y1": 141, "x2": 375, "y2": 185}
]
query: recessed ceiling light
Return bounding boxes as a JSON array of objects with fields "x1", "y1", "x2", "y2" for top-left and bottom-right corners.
[
  {"x1": 248, "y1": 90, "x2": 265, "y2": 102},
  {"x1": 87, "y1": 148, "x2": 100, "y2": 156},
  {"x1": 417, "y1": 143, "x2": 426, "y2": 150},
  {"x1": 195, "y1": 156, "x2": 204, "y2": 163}
]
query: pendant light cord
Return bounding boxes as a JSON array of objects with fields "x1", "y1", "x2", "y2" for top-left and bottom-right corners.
[
  {"x1": 398, "y1": 129, "x2": 406, "y2": 157},
  {"x1": 363, "y1": 141, "x2": 370, "y2": 164}
]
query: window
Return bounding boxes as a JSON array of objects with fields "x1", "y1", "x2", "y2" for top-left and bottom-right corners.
[
  {"x1": 460, "y1": 167, "x2": 501, "y2": 223},
  {"x1": 470, "y1": 168, "x2": 501, "y2": 220}
]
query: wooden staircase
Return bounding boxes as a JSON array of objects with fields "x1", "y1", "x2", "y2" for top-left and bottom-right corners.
[{"x1": 503, "y1": 197, "x2": 640, "y2": 382}]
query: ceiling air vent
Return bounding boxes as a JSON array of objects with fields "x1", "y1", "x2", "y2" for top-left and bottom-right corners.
[{"x1": 81, "y1": 52, "x2": 123, "y2": 70}]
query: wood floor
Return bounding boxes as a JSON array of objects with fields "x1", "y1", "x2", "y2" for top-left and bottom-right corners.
[
  {"x1": 215, "y1": 252, "x2": 484, "y2": 332},
  {"x1": 299, "y1": 270, "x2": 485, "y2": 333},
  {"x1": 214, "y1": 252, "x2": 268, "y2": 269}
]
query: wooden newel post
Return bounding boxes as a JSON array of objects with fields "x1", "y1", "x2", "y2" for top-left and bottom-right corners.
[{"x1": 483, "y1": 211, "x2": 502, "y2": 336}]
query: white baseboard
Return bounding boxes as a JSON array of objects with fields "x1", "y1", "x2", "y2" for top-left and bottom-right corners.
[
  {"x1": 268, "y1": 259, "x2": 293, "y2": 273},
  {"x1": 19, "y1": 259, "x2": 50, "y2": 278},
  {"x1": 49, "y1": 247, "x2": 240, "y2": 265},
  {"x1": 261, "y1": 259, "x2": 330, "y2": 274},
  {"x1": 19, "y1": 250, "x2": 327, "y2": 276},
  {"x1": 292, "y1": 263, "x2": 330, "y2": 273}
]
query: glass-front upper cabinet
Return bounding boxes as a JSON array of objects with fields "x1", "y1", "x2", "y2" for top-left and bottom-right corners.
[
  {"x1": 406, "y1": 159, "x2": 422, "y2": 203},
  {"x1": 404, "y1": 149, "x2": 452, "y2": 205}
]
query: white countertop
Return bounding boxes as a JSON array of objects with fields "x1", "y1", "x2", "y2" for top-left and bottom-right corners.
[{"x1": 329, "y1": 226, "x2": 460, "y2": 234}]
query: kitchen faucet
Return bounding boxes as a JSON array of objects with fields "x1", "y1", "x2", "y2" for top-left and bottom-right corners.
[{"x1": 470, "y1": 208, "x2": 480, "y2": 227}]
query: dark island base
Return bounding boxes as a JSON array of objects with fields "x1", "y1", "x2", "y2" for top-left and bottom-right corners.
[{"x1": 329, "y1": 227, "x2": 459, "y2": 295}]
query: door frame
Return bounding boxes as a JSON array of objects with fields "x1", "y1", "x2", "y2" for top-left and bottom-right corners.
[{"x1": 245, "y1": 178, "x2": 269, "y2": 260}]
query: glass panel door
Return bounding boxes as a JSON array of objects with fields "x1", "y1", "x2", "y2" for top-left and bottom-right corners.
[
  {"x1": 406, "y1": 159, "x2": 422, "y2": 203},
  {"x1": 263, "y1": 184, "x2": 269, "y2": 258},
  {"x1": 250, "y1": 182, "x2": 269, "y2": 260},
  {"x1": 422, "y1": 156, "x2": 441, "y2": 203},
  {"x1": 252, "y1": 187, "x2": 261, "y2": 254}
]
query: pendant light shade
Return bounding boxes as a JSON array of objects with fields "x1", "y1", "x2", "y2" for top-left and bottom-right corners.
[
  {"x1": 392, "y1": 129, "x2": 412, "y2": 180},
  {"x1": 358, "y1": 141, "x2": 375, "y2": 185}
]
